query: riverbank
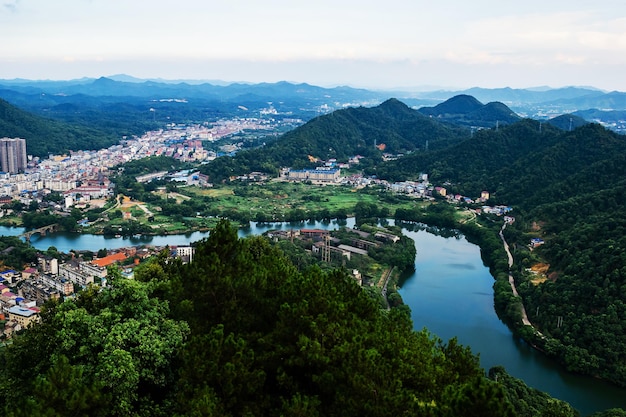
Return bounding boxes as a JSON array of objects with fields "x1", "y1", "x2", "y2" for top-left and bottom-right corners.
[{"x1": 397, "y1": 226, "x2": 626, "y2": 415}]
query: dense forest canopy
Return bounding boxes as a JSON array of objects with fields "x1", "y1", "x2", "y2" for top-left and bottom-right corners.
[
  {"x1": 0, "y1": 98, "x2": 121, "y2": 157},
  {"x1": 1, "y1": 220, "x2": 520, "y2": 416}
]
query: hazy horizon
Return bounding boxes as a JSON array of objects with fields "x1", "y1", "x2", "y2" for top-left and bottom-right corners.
[{"x1": 3, "y1": 1, "x2": 626, "y2": 91}]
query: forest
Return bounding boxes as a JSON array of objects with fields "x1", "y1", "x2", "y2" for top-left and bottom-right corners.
[
  {"x1": 0, "y1": 99, "x2": 122, "y2": 157},
  {"x1": 2, "y1": 220, "x2": 602, "y2": 416},
  {"x1": 1, "y1": 220, "x2": 518, "y2": 416},
  {"x1": 198, "y1": 98, "x2": 470, "y2": 182},
  {"x1": 383, "y1": 119, "x2": 626, "y2": 386}
]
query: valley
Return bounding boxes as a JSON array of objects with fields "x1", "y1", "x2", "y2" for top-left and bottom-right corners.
[{"x1": 1, "y1": 79, "x2": 626, "y2": 415}]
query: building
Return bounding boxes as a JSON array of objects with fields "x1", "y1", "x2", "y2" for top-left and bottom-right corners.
[
  {"x1": 0, "y1": 137, "x2": 27, "y2": 174},
  {"x1": 8, "y1": 305, "x2": 39, "y2": 327},
  {"x1": 38, "y1": 255, "x2": 59, "y2": 275},
  {"x1": 174, "y1": 246, "x2": 195, "y2": 263},
  {"x1": 91, "y1": 252, "x2": 127, "y2": 268},
  {"x1": 59, "y1": 263, "x2": 96, "y2": 287},
  {"x1": 288, "y1": 168, "x2": 341, "y2": 183}
]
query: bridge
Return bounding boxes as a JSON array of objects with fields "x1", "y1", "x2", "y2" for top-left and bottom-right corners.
[{"x1": 20, "y1": 224, "x2": 59, "y2": 241}]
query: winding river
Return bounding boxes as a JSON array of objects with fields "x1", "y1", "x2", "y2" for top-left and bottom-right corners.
[{"x1": 2, "y1": 222, "x2": 625, "y2": 414}]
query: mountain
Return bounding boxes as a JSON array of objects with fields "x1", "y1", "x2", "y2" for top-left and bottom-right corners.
[
  {"x1": 199, "y1": 98, "x2": 470, "y2": 182},
  {"x1": 418, "y1": 94, "x2": 483, "y2": 116},
  {"x1": 546, "y1": 113, "x2": 589, "y2": 131},
  {"x1": 0, "y1": 98, "x2": 119, "y2": 157},
  {"x1": 378, "y1": 120, "x2": 626, "y2": 386},
  {"x1": 0, "y1": 76, "x2": 386, "y2": 103},
  {"x1": 3, "y1": 77, "x2": 626, "y2": 133},
  {"x1": 413, "y1": 86, "x2": 605, "y2": 106},
  {"x1": 417, "y1": 95, "x2": 521, "y2": 127}
]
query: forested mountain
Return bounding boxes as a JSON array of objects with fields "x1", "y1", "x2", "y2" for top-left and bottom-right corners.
[
  {"x1": 546, "y1": 114, "x2": 589, "y2": 131},
  {"x1": 1, "y1": 220, "x2": 519, "y2": 416},
  {"x1": 0, "y1": 77, "x2": 386, "y2": 127},
  {"x1": 378, "y1": 120, "x2": 626, "y2": 386},
  {"x1": 0, "y1": 76, "x2": 384, "y2": 102},
  {"x1": 417, "y1": 94, "x2": 521, "y2": 127},
  {"x1": 0, "y1": 98, "x2": 120, "y2": 157},
  {"x1": 199, "y1": 98, "x2": 470, "y2": 181}
]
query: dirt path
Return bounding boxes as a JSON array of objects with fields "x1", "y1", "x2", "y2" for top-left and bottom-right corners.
[
  {"x1": 380, "y1": 267, "x2": 395, "y2": 311},
  {"x1": 499, "y1": 223, "x2": 532, "y2": 326}
]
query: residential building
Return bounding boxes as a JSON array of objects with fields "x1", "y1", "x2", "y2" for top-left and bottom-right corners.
[
  {"x1": 0, "y1": 137, "x2": 27, "y2": 174},
  {"x1": 288, "y1": 168, "x2": 341, "y2": 183},
  {"x1": 174, "y1": 246, "x2": 194, "y2": 263},
  {"x1": 59, "y1": 263, "x2": 95, "y2": 287},
  {"x1": 8, "y1": 305, "x2": 39, "y2": 327}
]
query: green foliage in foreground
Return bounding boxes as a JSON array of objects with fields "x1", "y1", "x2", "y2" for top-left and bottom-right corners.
[
  {"x1": 1, "y1": 219, "x2": 518, "y2": 417},
  {"x1": 488, "y1": 366, "x2": 579, "y2": 417}
]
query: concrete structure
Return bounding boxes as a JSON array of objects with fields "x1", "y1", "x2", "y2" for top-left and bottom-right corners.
[
  {"x1": 8, "y1": 305, "x2": 39, "y2": 327},
  {"x1": 175, "y1": 246, "x2": 194, "y2": 263},
  {"x1": 337, "y1": 244, "x2": 369, "y2": 256},
  {"x1": 38, "y1": 255, "x2": 59, "y2": 275},
  {"x1": 59, "y1": 263, "x2": 96, "y2": 287},
  {"x1": 0, "y1": 137, "x2": 27, "y2": 174},
  {"x1": 288, "y1": 168, "x2": 340, "y2": 183}
]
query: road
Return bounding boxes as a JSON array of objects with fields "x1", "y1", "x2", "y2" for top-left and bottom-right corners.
[
  {"x1": 499, "y1": 223, "x2": 532, "y2": 326},
  {"x1": 380, "y1": 267, "x2": 395, "y2": 311}
]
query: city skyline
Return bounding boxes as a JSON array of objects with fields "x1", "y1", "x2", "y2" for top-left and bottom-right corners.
[{"x1": 2, "y1": 1, "x2": 626, "y2": 91}]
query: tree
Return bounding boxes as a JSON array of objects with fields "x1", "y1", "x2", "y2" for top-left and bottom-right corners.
[{"x1": 1, "y1": 270, "x2": 189, "y2": 416}]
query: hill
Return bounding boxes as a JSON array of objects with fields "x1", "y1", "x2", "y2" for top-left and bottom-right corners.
[
  {"x1": 199, "y1": 98, "x2": 470, "y2": 181},
  {"x1": 417, "y1": 94, "x2": 521, "y2": 128},
  {"x1": 0, "y1": 220, "x2": 518, "y2": 416},
  {"x1": 546, "y1": 114, "x2": 589, "y2": 131},
  {"x1": 0, "y1": 98, "x2": 120, "y2": 157},
  {"x1": 378, "y1": 120, "x2": 626, "y2": 385}
]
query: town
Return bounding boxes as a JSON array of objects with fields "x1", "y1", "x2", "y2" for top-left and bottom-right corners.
[{"x1": 0, "y1": 123, "x2": 516, "y2": 342}]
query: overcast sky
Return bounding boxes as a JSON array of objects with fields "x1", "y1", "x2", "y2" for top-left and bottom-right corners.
[{"x1": 2, "y1": 0, "x2": 626, "y2": 91}]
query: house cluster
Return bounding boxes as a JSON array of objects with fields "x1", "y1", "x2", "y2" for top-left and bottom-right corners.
[
  {"x1": 0, "y1": 118, "x2": 287, "y2": 206},
  {"x1": 0, "y1": 244, "x2": 195, "y2": 340},
  {"x1": 276, "y1": 155, "x2": 367, "y2": 185}
]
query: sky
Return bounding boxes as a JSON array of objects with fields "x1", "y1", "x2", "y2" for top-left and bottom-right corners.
[{"x1": 2, "y1": 0, "x2": 626, "y2": 91}]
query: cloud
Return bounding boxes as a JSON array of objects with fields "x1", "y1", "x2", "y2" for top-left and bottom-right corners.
[{"x1": 3, "y1": 0, "x2": 20, "y2": 13}]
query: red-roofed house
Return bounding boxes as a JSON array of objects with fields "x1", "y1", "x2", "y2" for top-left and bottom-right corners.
[{"x1": 92, "y1": 252, "x2": 128, "y2": 268}]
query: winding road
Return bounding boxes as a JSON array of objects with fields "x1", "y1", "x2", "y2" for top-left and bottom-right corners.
[{"x1": 499, "y1": 223, "x2": 532, "y2": 326}]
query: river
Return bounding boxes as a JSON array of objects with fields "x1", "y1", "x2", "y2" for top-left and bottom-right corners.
[
  {"x1": 397, "y1": 227, "x2": 626, "y2": 415},
  {"x1": 2, "y1": 222, "x2": 625, "y2": 414}
]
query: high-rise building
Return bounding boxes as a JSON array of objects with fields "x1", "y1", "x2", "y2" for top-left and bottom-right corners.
[{"x1": 0, "y1": 137, "x2": 27, "y2": 173}]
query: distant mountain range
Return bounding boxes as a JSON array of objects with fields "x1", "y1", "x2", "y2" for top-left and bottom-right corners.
[{"x1": 2, "y1": 75, "x2": 625, "y2": 131}]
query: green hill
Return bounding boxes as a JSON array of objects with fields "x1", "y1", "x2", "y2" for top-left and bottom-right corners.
[
  {"x1": 0, "y1": 98, "x2": 119, "y2": 157},
  {"x1": 547, "y1": 113, "x2": 589, "y2": 131},
  {"x1": 200, "y1": 98, "x2": 469, "y2": 182},
  {"x1": 418, "y1": 94, "x2": 521, "y2": 127},
  {"x1": 379, "y1": 120, "x2": 626, "y2": 386},
  {"x1": 1, "y1": 220, "x2": 519, "y2": 416}
]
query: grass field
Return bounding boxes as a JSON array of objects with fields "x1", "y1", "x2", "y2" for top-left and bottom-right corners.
[
  {"x1": 75, "y1": 181, "x2": 427, "y2": 234},
  {"x1": 182, "y1": 182, "x2": 398, "y2": 220}
]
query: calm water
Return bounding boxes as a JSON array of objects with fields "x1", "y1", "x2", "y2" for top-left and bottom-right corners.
[
  {"x1": 398, "y1": 228, "x2": 626, "y2": 416},
  {"x1": 2, "y1": 222, "x2": 625, "y2": 414}
]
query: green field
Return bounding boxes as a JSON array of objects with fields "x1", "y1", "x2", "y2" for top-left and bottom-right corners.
[
  {"x1": 77, "y1": 181, "x2": 428, "y2": 235},
  {"x1": 182, "y1": 181, "x2": 421, "y2": 222}
]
